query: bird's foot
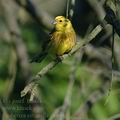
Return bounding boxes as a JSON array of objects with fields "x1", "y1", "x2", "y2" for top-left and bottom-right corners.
[{"x1": 56, "y1": 55, "x2": 63, "y2": 62}]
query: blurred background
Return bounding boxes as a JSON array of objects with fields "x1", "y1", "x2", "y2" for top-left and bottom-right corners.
[{"x1": 0, "y1": 0, "x2": 120, "y2": 120}]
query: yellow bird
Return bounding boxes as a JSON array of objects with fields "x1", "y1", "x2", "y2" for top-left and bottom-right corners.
[{"x1": 31, "y1": 16, "x2": 76, "y2": 63}]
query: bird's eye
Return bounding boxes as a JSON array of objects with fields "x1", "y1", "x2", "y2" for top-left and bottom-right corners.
[{"x1": 59, "y1": 20, "x2": 62, "y2": 22}]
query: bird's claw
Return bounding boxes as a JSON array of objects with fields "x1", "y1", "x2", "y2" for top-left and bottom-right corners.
[{"x1": 56, "y1": 55, "x2": 63, "y2": 62}]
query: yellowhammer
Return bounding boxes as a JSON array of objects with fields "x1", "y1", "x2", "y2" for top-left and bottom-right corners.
[{"x1": 31, "y1": 16, "x2": 76, "y2": 62}]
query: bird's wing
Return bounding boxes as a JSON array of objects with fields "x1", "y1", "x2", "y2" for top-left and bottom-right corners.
[
  {"x1": 30, "y1": 28, "x2": 55, "y2": 63},
  {"x1": 42, "y1": 28, "x2": 55, "y2": 51},
  {"x1": 30, "y1": 52, "x2": 47, "y2": 63}
]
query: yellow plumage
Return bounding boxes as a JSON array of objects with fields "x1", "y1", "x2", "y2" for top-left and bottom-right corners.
[{"x1": 31, "y1": 16, "x2": 76, "y2": 62}]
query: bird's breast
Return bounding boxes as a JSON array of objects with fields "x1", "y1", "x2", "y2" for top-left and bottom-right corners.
[{"x1": 50, "y1": 31, "x2": 76, "y2": 55}]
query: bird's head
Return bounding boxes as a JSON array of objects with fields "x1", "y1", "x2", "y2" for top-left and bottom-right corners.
[{"x1": 53, "y1": 16, "x2": 72, "y2": 32}]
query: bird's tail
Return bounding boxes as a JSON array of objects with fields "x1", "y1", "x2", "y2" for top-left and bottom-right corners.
[{"x1": 30, "y1": 52, "x2": 47, "y2": 63}]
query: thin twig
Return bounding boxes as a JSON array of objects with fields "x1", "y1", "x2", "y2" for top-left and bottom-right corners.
[
  {"x1": 104, "y1": 113, "x2": 120, "y2": 120},
  {"x1": 72, "y1": 81, "x2": 109, "y2": 120},
  {"x1": 66, "y1": 0, "x2": 70, "y2": 18}
]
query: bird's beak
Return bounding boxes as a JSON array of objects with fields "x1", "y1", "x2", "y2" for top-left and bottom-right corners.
[{"x1": 52, "y1": 21, "x2": 57, "y2": 25}]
